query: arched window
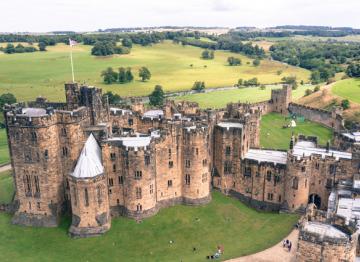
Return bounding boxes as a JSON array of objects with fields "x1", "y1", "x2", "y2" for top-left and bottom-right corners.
[
  {"x1": 84, "y1": 188, "x2": 89, "y2": 207},
  {"x1": 136, "y1": 203, "x2": 142, "y2": 212}
]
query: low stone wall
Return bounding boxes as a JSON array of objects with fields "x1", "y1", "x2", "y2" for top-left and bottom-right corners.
[
  {"x1": 228, "y1": 189, "x2": 281, "y2": 212},
  {"x1": 110, "y1": 194, "x2": 212, "y2": 220}
]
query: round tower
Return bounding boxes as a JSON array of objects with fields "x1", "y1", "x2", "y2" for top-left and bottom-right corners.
[
  {"x1": 182, "y1": 125, "x2": 211, "y2": 204},
  {"x1": 68, "y1": 134, "x2": 111, "y2": 237},
  {"x1": 283, "y1": 154, "x2": 311, "y2": 212},
  {"x1": 121, "y1": 137, "x2": 157, "y2": 219}
]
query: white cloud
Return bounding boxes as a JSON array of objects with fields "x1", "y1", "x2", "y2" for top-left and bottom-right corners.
[{"x1": 0, "y1": 0, "x2": 359, "y2": 32}]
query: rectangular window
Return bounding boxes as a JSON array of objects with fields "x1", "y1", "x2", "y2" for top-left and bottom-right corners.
[
  {"x1": 267, "y1": 193, "x2": 273, "y2": 201},
  {"x1": 62, "y1": 147, "x2": 68, "y2": 157},
  {"x1": 150, "y1": 184, "x2": 154, "y2": 194},
  {"x1": 202, "y1": 159, "x2": 207, "y2": 166},
  {"x1": 128, "y1": 119, "x2": 133, "y2": 126},
  {"x1": 84, "y1": 188, "x2": 89, "y2": 207},
  {"x1": 301, "y1": 166, "x2": 306, "y2": 172},
  {"x1": 244, "y1": 167, "x2": 251, "y2": 177},
  {"x1": 202, "y1": 173, "x2": 207, "y2": 183},
  {"x1": 225, "y1": 146, "x2": 231, "y2": 156},
  {"x1": 110, "y1": 152, "x2": 116, "y2": 160},
  {"x1": 44, "y1": 149, "x2": 49, "y2": 160},
  {"x1": 168, "y1": 161, "x2": 173, "y2": 168},
  {"x1": 185, "y1": 174, "x2": 191, "y2": 185},
  {"x1": 31, "y1": 132, "x2": 37, "y2": 142},
  {"x1": 168, "y1": 180, "x2": 173, "y2": 187},
  {"x1": 292, "y1": 177, "x2": 299, "y2": 190},
  {"x1": 109, "y1": 178, "x2": 114, "y2": 187},
  {"x1": 144, "y1": 155, "x2": 150, "y2": 166},
  {"x1": 112, "y1": 164, "x2": 116, "y2": 172},
  {"x1": 196, "y1": 148, "x2": 199, "y2": 155},
  {"x1": 61, "y1": 128, "x2": 67, "y2": 137},
  {"x1": 224, "y1": 161, "x2": 232, "y2": 174},
  {"x1": 34, "y1": 176, "x2": 40, "y2": 194},
  {"x1": 118, "y1": 176, "x2": 124, "y2": 185},
  {"x1": 185, "y1": 160, "x2": 191, "y2": 168},
  {"x1": 168, "y1": 148, "x2": 172, "y2": 159},
  {"x1": 136, "y1": 187, "x2": 142, "y2": 199},
  {"x1": 135, "y1": 171, "x2": 142, "y2": 180},
  {"x1": 266, "y1": 171, "x2": 272, "y2": 182}
]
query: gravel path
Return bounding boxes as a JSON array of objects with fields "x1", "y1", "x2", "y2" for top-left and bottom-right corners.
[
  {"x1": 226, "y1": 229, "x2": 298, "y2": 262},
  {"x1": 0, "y1": 164, "x2": 11, "y2": 173}
]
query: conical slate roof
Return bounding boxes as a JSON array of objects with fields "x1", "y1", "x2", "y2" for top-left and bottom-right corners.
[{"x1": 71, "y1": 134, "x2": 104, "y2": 178}]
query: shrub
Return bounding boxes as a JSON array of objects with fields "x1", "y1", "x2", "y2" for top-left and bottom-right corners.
[{"x1": 341, "y1": 99, "x2": 350, "y2": 110}]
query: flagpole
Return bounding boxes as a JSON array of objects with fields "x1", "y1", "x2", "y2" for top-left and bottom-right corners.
[{"x1": 70, "y1": 46, "x2": 75, "y2": 83}]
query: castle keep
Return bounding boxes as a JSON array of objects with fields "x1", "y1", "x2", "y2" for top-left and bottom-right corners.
[{"x1": 4, "y1": 83, "x2": 360, "y2": 243}]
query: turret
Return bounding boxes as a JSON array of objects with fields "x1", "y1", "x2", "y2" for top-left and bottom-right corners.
[{"x1": 68, "y1": 134, "x2": 111, "y2": 237}]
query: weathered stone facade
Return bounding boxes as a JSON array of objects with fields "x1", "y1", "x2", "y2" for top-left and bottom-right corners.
[{"x1": 4, "y1": 82, "x2": 360, "y2": 241}]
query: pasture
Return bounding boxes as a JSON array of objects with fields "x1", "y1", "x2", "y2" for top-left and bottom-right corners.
[
  {"x1": 0, "y1": 41, "x2": 310, "y2": 102},
  {"x1": 332, "y1": 78, "x2": 360, "y2": 104},
  {"x1": 260, "y1": 113, "x2": 333, "y2": 150},
  {"x1": 0, "y1": 183, "x2": 298, "y2": 262},
  {"x1": 175, "y1": 84, "x2": 312, "y2": 109},
  {"x1": 0, "y1": 129, "x2": 9, "y2": 165}
]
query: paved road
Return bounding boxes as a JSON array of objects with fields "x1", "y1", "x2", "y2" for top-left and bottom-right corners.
[
  {"x1": 0, "y1": 164, "x2": 11, "y2": 173},
  {"x1": 226, "y1": 229, "x2": 298, "y2": 262}
]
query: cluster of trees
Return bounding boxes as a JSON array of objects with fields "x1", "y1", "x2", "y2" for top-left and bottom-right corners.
[
  {"x1": 270, "y1": 41, "x2": 360, "y2": 83},
  {"x1": 281, "y1": 76, "x2": 298, "y2": 89},
  {"x1": 102, "y1": 91, "x2": 122, "y2": 105},
  {"x1": 0, "y1": 93, "x2": 16, "y2": 126},
  {"x1": 346, "y1": 63, "x2": 360, "y2": 77},
  {"x1": 237, "y1": 77, "x2": 259, "y2": 87},
  {"x1": 0, "y1": 43, "x2": 37, "y2": 54},
  {"x1": 91, "y1": 41, "x2": 130, "y2": 56},
  {"x1": 149, "y1": 85, "x2": 164, "y2": 106},
  {"x1": 227, "y1": 56, "x2": 241, "y2": 66},
  {"x1": 192, "y1": 81, "x2": 206, "y2": 91},
  {"x1": 201, "y1": 50, "x2": 214, "y2": 59},
  {"x1": 101, "y1": 66, "x2": 151, "y2": 84}
]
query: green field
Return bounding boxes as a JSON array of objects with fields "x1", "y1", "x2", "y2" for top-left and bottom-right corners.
[
  {"x1": 332, "y1": 78, "x2": 360, "y2": 104},
  {"x1": 0, "y1": 171, "x2": 13, "y2": 203},
  {"x1": 175, "y1": 84, "x2": 312, "y2": 109},
  {"x1": 260, "y1": 113, "x2": 333, "y2": 150},
  {"x1": 0, "y1": 189, "x2": 298, "y2": 262},
  {"x1": 0, "y1": 129, "x2": 9, "y2": 165},
  {"x1": 0, "y1": 41, "x2": 310, "y2": 102}
]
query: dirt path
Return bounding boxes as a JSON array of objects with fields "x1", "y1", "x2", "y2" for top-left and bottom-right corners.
[
  {"x1": 226, "y1": 229, "x2": 298, "y2": 262},
  {"x1": 0, "y1": 164, "x2": 11, "y2": 173}
]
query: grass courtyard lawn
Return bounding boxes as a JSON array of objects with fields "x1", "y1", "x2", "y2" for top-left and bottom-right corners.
[
  {"x1": 260, "y1": 113, "x2": 333, "y2": 150},
  {"x1": 175, "y1": 84, "x2": 312, "y2": 109},
  {"x1": 0, "y1": 191, "x2": 298, "y2": 262},
  {"x1": 0, "y1": 129, "x2": 10, "y2": 165},
  {"x1": 332, "y1": 78, "x2": 360, "y2": 104},
  {"x1": 0, "y1": 41, "x2": 310, "y2": 102},
  {"x1": 0, "y1": 171, "x2": 13, "y2": 203}
]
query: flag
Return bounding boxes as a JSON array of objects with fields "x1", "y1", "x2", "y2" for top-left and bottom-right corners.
[{"x1": 69, "y1": 38, "x2": 78, "y2": 46}]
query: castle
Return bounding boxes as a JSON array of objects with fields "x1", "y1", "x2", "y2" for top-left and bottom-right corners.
[{"x1": 3, "y1": 82, "x2": 360, "y2": 257}]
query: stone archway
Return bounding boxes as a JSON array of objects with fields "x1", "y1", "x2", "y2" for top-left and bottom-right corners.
[{"x1": 308, "y1": 194, "x2": 321, "y2": 208}]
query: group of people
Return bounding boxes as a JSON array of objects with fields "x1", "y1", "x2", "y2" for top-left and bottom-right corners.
[
  {"x1": 206, "y1": 245, "x2": 224, "y2": 260},
  {"x1": 283, "y1": 239, "x2": 292, "y2": 252}
]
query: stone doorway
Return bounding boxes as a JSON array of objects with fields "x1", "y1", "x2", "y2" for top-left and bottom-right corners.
[{"x1": 308, "y1": 194, "x2": 321, "y2": 208}]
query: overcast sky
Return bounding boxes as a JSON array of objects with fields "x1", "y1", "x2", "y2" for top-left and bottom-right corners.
[{"x1": 2, "y1": 0, "x2": 360, "y2": 32}]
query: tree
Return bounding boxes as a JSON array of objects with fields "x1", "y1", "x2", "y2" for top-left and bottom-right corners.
[
  {"x1": 101, "y1": 67, "x2": 118, "y2": 84},
  {"x1": 341, "y1": 99, "x2": 350, "y2": 110},
  {"x1": 253, "y1": 59, "x2": 261, "y2": 66},
  {"x1": 237, "y1": 79, "x2": 243, "y2": 86},
  {"x1": 125, "y1": 68, "x2": 134, "y2": 82},
  {"x1": 192, "y1": 81, "x2": 205, "y2": 91},
  {"x1": 91, "y1": 41, "x2": 115, "y2": 56},
  {"x1": 121, "y1": 37, "x2": 133, "y2": 48},
  {"x1": 38, "y1": 42, "x2": 47, "y2": 51},
  {"x1": 243, "y1": 78, "x2": 259, "y2": 86},
  {"x1": 149, "y1": 85, "x2": 164, "y2": 106},
  {"x1": 281, "y1": 76, "x2": 298, "y2": 89},
  {"x1": 346, "y1": 63, "x2": 360, "y2": 77},
  {"x1": 4, "y1": 44, "x2": 15, "y2": 54},
  {"x1": 227, "y1": 56, "x2": 241, "y2": 66},
  {"x1": 139, "y1": 67, "x2": 151, "y2": 81},
  {"x1": 314, "y1": 86, "x2": 320, "y2": 92},
  {"x1": 103, "y1": 91, "x2": 122, "y2": 105},
  {"x1": 0, "y1": 93, "x2": 16, "y2": 110},
  {"x1": 118, "y1": 67, "x2": 127, "y2": 83},
  {"x1": 305, "y1": 89, "x2": 313, "y2": 96},
  {"x1": 201, "y1": 50, "x2": 214, "y2": 59}
]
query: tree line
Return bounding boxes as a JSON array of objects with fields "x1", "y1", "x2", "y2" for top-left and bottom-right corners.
[{"x1": 269, "y1": 41, "x2": 360, "y2": 83}]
